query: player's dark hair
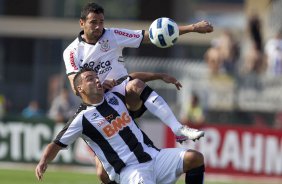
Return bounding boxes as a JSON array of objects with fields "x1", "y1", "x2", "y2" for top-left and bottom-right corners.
[
  {"x1": 80, "y1": 2, "x2": 104, "y2": 20},
  {"x1": 73, "y1": 68, "x2": 95, "y2": 96}
]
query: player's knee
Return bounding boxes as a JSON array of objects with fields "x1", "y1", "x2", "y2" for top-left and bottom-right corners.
[
  {"x1": 126, "y1": 79, "x2": 146, "y2": 95},
  {"x1": 183, "y1": 150, "x2": 204, "y2": 172},
  {"x1": 126, "y1": 79, "x2": 145, "y2": 111}
]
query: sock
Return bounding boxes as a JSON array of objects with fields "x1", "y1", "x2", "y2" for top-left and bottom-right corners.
[
  {"x1": 185, "y1": 165, "x2": 205, "y2": 184},
  {"x1": 107, "y1": 182, "x2": 117, "y2": 184},
  {"x1": 140, "y1": 86, "x2": 182, "y2": 133}
]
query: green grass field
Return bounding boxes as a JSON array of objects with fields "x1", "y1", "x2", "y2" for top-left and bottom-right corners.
[
  {"x1": 0, "y1": 168, "x2": 272, "y2": 184},
  {"x1": 0, "y1": 168, "x2": 238, "y2": 184}
]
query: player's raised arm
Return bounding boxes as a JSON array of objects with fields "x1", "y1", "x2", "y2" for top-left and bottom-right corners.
[
  {"x1": 35, "y1": 143, "x2": 62, "y2": 181},
  {"x1": 179, "y1": 20, "x2": 213, "y2": 34},
  {"x1": 129, "y1": 72, "x2": 182, "y2": 90},
  {"x1": 68, "y1": 73, "x2": 77, "y2": 95},
  {"x1": 142, "y1": 20, "x2": 213, "y2": 44}
]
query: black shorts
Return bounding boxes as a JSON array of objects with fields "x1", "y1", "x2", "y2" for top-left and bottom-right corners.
[{"x1": 129, "y1": 103, "x2": 147, "y2": 119}]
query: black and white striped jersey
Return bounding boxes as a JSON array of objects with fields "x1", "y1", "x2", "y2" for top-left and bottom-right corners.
[{"x1": 54, "y1": 81, "x2": 159, "y2": 182}]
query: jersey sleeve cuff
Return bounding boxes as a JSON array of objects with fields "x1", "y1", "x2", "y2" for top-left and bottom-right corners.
[
  {"x1": 67, "y1": 72, "x2": 77, "y2": 76},
  {"x1": 138, "y1": 30, "x2": 145, "y2": 47},
  {"x1": 53, "y1": 140, "x2": 68, "y2": 148}
]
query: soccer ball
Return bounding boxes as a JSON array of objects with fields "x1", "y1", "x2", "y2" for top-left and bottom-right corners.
[{"x1": 149, "y1": 17, "x2": 179, "y2": 48}]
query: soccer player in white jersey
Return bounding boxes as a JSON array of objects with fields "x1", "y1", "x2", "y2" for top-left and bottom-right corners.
[
  {"x1": 62, "y1": 2, "x2": 212, "y2": 183},
  {"x1": 35, "y1": 68, "x2": 205, "y2": 184},
  {"x1": 63, "y1": 2, "x2": 213, "y2": 103},
  {"x1": 62, "y1": 1, "x2": 211, "y2": 143}
]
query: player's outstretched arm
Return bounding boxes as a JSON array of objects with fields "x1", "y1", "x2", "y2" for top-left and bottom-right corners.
[
  {"x1": 35, "y1": 143, "x2": 62, "y2": 181},
  {"x1": 129, "y1": 72, "x2": 182, "y2": 90},
  {"x1": 142, "y1": 20, "x2": 213, "y2": 44},
  {"x1": 68, "y1": 74, "x2": 77, "y2": 95},
  {"x1": 179, "y1": 20, "x2": 213, "y2": 34}
]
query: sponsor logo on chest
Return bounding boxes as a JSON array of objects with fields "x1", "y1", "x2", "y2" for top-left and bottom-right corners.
[
  {"x1": 102, "y1": 112, "x2": 131, "y2": 137},
  {"x1": 80, "y1": 60, "x2": 112, "y2": 76}
]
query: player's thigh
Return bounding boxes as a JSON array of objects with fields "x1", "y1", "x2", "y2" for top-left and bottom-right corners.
[
  {"x1": 120, "y1": 161, "x2": 155, "y2": 184},
  {"x1": 154, "y1": 148, "x2": 187, "y2": 184},
  {"x1": 94, "y1": 156, "x2": 112, "y2": 182},
  {"x1": 125, "y1": 89, "x2": 143, "y2": 111},
  {"x1": 94, "y1": 156, "x2": 104, "y2": 174}
]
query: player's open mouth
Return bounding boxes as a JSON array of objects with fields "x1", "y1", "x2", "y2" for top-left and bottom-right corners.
[{"x1": 97, "y1": 83, "x2": 102, "y2": 89}]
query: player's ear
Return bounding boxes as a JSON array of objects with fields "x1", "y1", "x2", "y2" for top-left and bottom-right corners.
[
  {"x1": 77, "y1": 85, "x2": 82, "y2": 93},
  {"x1": 79, "y1": 19, "x2": 85, "y2": 28}
]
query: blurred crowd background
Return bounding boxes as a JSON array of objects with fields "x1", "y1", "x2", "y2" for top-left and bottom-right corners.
[{"x1": 0, "y1": 0, "x2": 282, "y2": 128}]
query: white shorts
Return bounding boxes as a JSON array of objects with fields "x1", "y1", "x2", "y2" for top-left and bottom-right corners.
[{"x1": 119, "y1": 148, "x2": 187, "y2": 184}]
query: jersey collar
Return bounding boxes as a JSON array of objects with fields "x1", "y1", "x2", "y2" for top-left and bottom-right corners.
[
  {"x1": 83, "y1": 98, "x2": 105, "y2": 107},
  {"x1": 78, "y1": 29, "x2": 106, "y2": 44}
]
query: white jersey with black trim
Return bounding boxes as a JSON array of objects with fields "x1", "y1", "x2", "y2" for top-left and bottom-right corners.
[
  {"x1": 54, "y1": 81, "x2": 159, "y2": 182},
  {"x1": 63, "y1": 28, "x2": 144, "y2": 83}
]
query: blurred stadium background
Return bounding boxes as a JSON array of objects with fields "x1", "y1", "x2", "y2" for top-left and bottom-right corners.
[{"x1": 0, "y1": 0, "x2": 282, "y2": 183}]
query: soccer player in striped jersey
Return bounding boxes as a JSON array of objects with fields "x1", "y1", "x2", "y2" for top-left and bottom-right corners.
[
  {"x1": 35, "y1": 68, "x2": 205, "y2": 184},
  {"x1": 62, "y1": 2, "x2": 212, "y2": 183}
]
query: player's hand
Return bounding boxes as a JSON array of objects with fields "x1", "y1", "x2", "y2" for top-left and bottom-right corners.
[
  {"x1": 161, "y1": 74, "x2": 182, "y2": 90},
  {"x1": 192, "y1": 20, "x2": 213, "y2": 33},
  {"x1": 35, "y1": 162, "x2": 48, "y2": 181},
  {"x1": 102, "y1": 79, "x2": 117, "y2": 90}
]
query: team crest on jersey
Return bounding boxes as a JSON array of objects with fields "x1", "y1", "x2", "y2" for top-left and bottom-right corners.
[
  {"x1": 99, "y1": 39, "x2": 110, "y2": 52},
  {"x1": 108, "y1": 96, "x2": 119, "y2": 105}
]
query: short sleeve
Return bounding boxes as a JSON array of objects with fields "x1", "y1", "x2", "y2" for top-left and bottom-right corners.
[
  {"x1": 63, "y1": 47, "x2": 80, "y2": 75},
  {"x1": 54, "y1": 115, "x2": 83, "y2": 148},
  {"x1": 112, "y1": 28, "x2": 144, "y2": 48}
]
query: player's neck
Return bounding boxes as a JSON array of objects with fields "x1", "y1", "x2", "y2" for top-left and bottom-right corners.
[
  {"x1": 81, "y1": 34, "x2": 98, "y2": 44},
  {"x1": 83, "y1": 94, "x2": 104, "y2": 106},
  {"x1": 85, "y1": 38, "x2": 98, "y2": 44},
  {"x1": 83, "y1": 37, "x2": 98, "y2": 44}
]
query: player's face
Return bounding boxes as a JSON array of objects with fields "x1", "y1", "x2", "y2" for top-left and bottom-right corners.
[
  {"x1": 80, "y1": 12, "x2": 104, "y2": 42},
  {"x1": 80, "y1": 71, "x2": 103, "y2": 97}
]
